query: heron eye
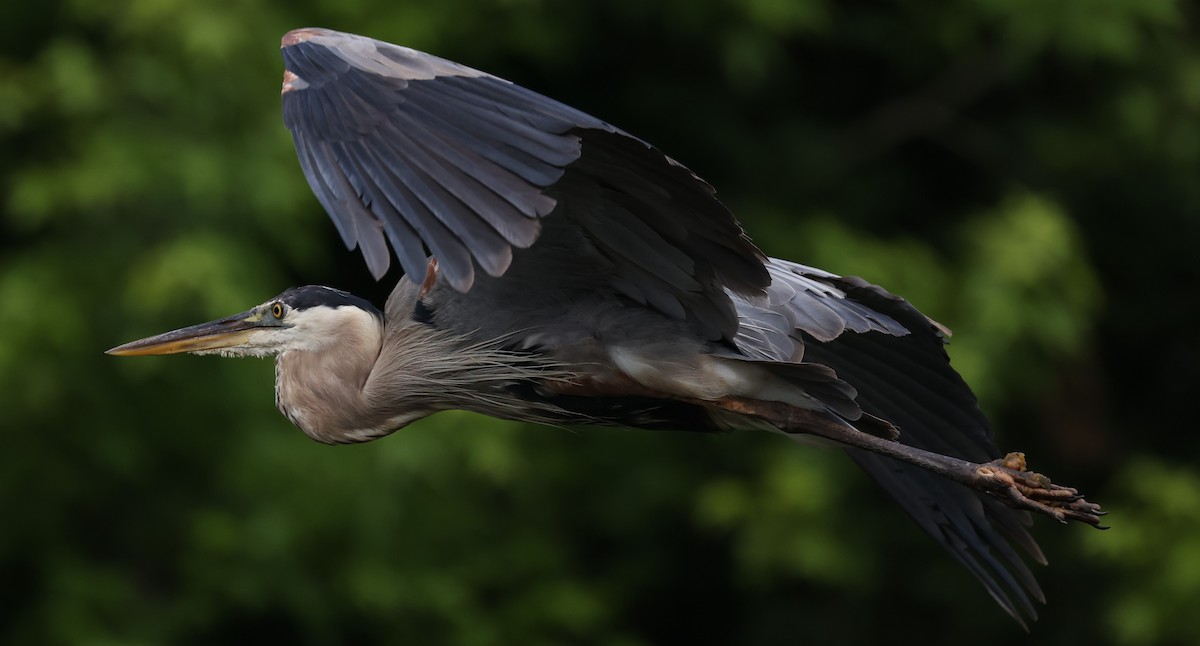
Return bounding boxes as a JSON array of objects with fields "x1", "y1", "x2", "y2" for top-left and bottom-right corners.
[{"x1": 271, "y1": 303, "x2": 285, "y2": 319}]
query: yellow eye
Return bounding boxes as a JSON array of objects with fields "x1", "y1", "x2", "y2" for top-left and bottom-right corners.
[{"x1": 271, "y1": 303, "x2": 285, "y2": 318}]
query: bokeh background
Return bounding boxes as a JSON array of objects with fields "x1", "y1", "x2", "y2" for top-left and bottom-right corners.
[{"x1": 3, "y1": 0, "x2": 1198, "y2": 643}]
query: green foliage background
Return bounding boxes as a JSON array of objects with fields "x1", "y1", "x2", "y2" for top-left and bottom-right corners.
[{"x1": 3, "y1": 0, "x2": 1198, "y2": 643}]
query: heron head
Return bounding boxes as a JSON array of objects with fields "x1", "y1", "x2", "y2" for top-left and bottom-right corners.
[{"x1": 107, "y1": 286, "x2": 382, "y2": 358}]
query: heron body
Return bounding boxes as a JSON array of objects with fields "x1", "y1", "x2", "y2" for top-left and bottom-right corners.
[{"x1": 109, "y1": 28, "x2": 1105, "y2": 626}]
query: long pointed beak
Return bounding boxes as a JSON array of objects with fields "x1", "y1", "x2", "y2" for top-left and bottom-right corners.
[{"x1": 107, "y1": 309, "x2": 265, "y2": 356}]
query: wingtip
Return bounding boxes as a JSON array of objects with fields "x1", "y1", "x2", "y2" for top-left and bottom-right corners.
[{"x1": 282, "y1": 28, "x2": 324, "y2": 49}]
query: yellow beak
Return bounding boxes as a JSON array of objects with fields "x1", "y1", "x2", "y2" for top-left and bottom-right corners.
[{"x1": 107, "y1": 309, "x2": 263, "y2": 356}]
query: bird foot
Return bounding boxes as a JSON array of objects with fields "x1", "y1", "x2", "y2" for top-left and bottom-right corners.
[
  {"x1": 975, "y1": 452, "x2": 1108, "y2": 528},
  {"x1": 708, "y1": 399, "x2": 1110, "y2": 529}
]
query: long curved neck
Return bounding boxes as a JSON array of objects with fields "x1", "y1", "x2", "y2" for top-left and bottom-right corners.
[
  {"x1": 274, "y1": 292, "x2": 494, "y2": 444},
  {"x1": 276, "y1": 280, "x2": 583, "y2": 444},
  {"x1": 275, "y1": 308, "x2": 404, "y2": 444}
]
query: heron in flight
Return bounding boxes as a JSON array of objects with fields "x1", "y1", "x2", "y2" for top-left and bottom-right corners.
[{"x1": 109, "y1": 28, "x2": 1103, "y2": 625}]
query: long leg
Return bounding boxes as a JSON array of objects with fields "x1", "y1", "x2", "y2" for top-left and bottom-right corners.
[{"x1": 715, "y1": 396, "x2": 1107, "y2": 528}]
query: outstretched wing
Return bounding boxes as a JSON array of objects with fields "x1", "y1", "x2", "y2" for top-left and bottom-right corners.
[
  {"x1": 279, "y1": 28, "x2": 767, "y2": 339},
  {"x1": 732, "y1": 262, "x2": 1045, "y2": 626}
]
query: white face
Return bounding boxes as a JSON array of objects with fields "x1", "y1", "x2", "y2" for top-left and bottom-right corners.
[{"x1": 191, "y1": 301, "x2": 383, "y2": 358}]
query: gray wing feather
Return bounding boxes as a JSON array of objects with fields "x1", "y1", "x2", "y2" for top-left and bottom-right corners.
[
  {"x1": 281, "y1": 30, "x2": 591, "y2": 290},
  {"x1": 728, "y1": 259, "x2": 1043, "y2": 624},
  {"x1": 829, "y1": 338, "x2": 1043, "y2": 625},
  {"x1": 731, "y1": 258, "x2": 912, "y2": 361},
  {"x1": 772, "y1": 277, "x2": 1043, "y2": 625},
  {"x1": 281, "y1": 28, "x2": 768, "y2": 338}
]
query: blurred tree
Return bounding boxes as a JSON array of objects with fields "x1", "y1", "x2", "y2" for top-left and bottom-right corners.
[{"x1": 2, "y1": 0, "x2": 1197, "y2": 644}]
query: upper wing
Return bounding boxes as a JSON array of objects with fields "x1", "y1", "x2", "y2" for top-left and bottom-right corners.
[{"x1": 279, "y1": 28, "x2": 767, "y2": 339}]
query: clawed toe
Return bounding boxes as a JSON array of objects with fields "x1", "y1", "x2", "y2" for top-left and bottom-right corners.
[{"x1": 976, "y1": 452, "x2": 1108, "y2": 529}]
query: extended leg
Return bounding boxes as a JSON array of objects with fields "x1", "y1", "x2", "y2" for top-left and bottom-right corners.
[{"x1": 716, "y1": 396, "x2": 1107, "y2": 528}]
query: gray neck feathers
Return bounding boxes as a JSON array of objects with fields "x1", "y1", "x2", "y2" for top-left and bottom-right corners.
[{"x1": 275, "y1": 299, "x2": 577, "y2": 444}]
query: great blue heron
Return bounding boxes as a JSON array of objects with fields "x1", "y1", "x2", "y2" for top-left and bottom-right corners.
[{"x1": 109, "y1": 28, "x2": 1103, "y2": 626}]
